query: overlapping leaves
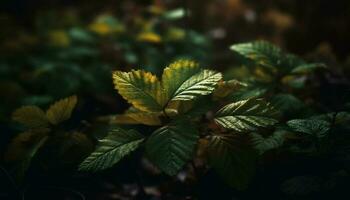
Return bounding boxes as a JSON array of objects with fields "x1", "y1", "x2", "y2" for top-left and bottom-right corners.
[
  {"x1": 230, "y1": 41, "x2": 327, "y2": 74},
  {"x1": 12, "y1": 95, "x2": 77, "y2": 128},
  {"x1": 112, "y1": 60, "x2": 222, "y2": 112},
  {"x1": 7, "y1": 95, "x2": 78, "y2": 180}
]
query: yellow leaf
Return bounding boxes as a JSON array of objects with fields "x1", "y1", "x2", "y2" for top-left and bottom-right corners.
[
  {"x1": 48, "y1": 30, "x2": 70, "y2": 47},
  {"x1": 213, "y1": 80, "x2": 247, "y2": 99},
  {"x1": 166, "y1": 100, "x2": 194, "y2": 115},
  {"x1": 46, "y1": 95, "x2": 78, "y2": 125},
  {"x1": 137, "y1": 32, "x2": 162, "y2": 43},
  {"x1": 89, "y1": 14, "x2": 124, "y2": 36},
  {"x1": 113, "y1": 70, "x2": 165, "y2": 112},
  {"x1": 115, "y1": 112, "x2": 162, "y2": 126},
  {"x1": 165, "y1": 27, "x2": 185, "y2": 41},
  {"x1": 12, "y1": 106, "x2": 49, "y2": 128},
  {"x1": 89, "y1": 23, "x2": 111, "y2": 35}
]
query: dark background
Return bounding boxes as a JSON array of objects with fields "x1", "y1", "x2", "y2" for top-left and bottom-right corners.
[{"x1": 1, "y1": 0, "x2": 350, "y2": 199}]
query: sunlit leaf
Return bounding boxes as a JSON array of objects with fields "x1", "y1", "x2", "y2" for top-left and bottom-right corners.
[
  {"x1": 113, "y1": 70, "x2": 164, "y2": 112},
  {"x1": 146, "y1": 123, "x2": 199, "y2": 176},
  {"x1": 215, "y1": 99, "x2": 279, "y2": 132},
  {"x1": 113, "y1": 60, "x2": 221, "y2": 112},
  {"x1": 230, "y1": 41, "x2": 317, "y2": 75},
  {"x1": 230, "y1": 41, "x2": 282, "y2": 70},
  {"x1": 162, "y1": 60, "x2": 201, "y2": 101},
  {"x1": 79, "y1": 127, "x2": 144, "y2": 172},
  {"x1": 163, "y1": 61, "x2": 222, "y2": 102}
]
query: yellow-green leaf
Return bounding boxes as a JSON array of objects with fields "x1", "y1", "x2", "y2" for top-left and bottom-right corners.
[
  {"x1": 113, "y1": 108, "x2": 162, "y2": 126},
  {"x1": 162, "y1": 60, "x2": 222, "y2": 102},
  {"x1": 168, "y1": 69, "x2": 222, "y2": 101},
  {"x1": 113, "y1": 70, "x2": 165, "y2": 112},
  {"x1": 162, "y1": 60, "x2": 201, "y2": 101},
  {"x1": 46, "y1": 95, "x2": 78, "y2": 125},
  {"x1": 213, "y1": 79, "x2": 248, "y2": 99},
  {"x1": 12, "y1": 106, "x2": 49, "y2": 128}
]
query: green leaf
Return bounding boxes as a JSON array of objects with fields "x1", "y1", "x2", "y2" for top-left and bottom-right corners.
[
  {"x1": 163, "y1": 8, "x2": 186, "y2": 20},
  {"x1": 12, "y1": 106, "x2": 49, "y2": 128},
  {"x1": 162, "y1": 60, "x2": 222, "y2": 102},
  {"x1": 146, "y1": 123, "x2": 199, "y2": 176},
  {"x1": 230, "y1": 87, "x2": 267, "y2": 101},
  {"x1": 271, "y1": 93, "x2": 305, "y2": 114},
  {"x1": 162, "y1": 60, "x2": 201, "y2": 101},
  {"x1": 113, "y1": 60, "x2": 221, "y2": 111},
  {"x1": 230, "y1": 41, "x2": 317, "y2": 74},
  {"x1": 291, "y1": 63, "x2": 327, "y2": 74},
  {"x1": 46, "y1": 95, "x2": 77, "y2": 125},
  {"x1": 287, "y1": 119, "x2": 330, "y2": 138},
  {"x1": 250, "y1": 130, "x2": 286, "y2": 154},
  {"x1": 169, "y1": 69, "x2": 222, "y2": 101},
  {"x1": 312, "y1": 112, "x2": 350, "y2": 125},
  {"x1": 79, "y1": 128, "x2": 144, "y2": 172},
  {"x1": 230, "y1": 41, "x2": 282, "y2": 70},
  {"x1": 215, "y1": 99, "x2": 279, "y2": 132},
  {"x1": 113, "y1": 70, "x2": 164, "y2": 112},
  {"x1": 208, "y1": 134, "x2": 257, "y2": 190}
]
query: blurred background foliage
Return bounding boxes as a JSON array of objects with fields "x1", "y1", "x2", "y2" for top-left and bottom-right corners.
[{"x1": 1, "y1": 0, "x2": 350, "y2": 199}]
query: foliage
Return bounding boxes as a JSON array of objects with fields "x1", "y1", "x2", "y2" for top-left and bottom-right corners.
[
  {"x1": 78, "y1": 57, "x2": 281, "y2": 190},
  {"x1": 5, "y1": 96, "x2": 93, "y2": 181},
  {"x1": 5, "y1": 40, "x2": 350, "y2": 195}
]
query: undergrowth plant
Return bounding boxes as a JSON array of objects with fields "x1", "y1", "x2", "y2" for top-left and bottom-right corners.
[
  {"x1": 6, "y1": 41, "x2": 350, "y2": 191},
  {"x1": 78, "y1": 41, "x2": 349, "y2": 190},
  {"x1": 6, "y1": 96, "x2": 93, "y2": 181},
  {"x1": 79, "y1": 57, "x2": 282, "y2": 189}
]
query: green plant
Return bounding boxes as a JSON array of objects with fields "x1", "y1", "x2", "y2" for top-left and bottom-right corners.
[
  {"x1": 7, "y1": 41, "x2": 348, "y2": 192},
  {"x1": 79, "y1": 59, "x2": 281, "y2": 189},
  {"x1": 5, "y1": 96, "x2": 93, "y2": 181},
  {"x1": 78, "y1": 41, "x2": 350, "y2": 190}
]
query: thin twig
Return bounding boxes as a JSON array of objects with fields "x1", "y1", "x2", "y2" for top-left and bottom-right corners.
[{"x1": 0, "y1": 166, "x2": 19, "y2": 194}]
